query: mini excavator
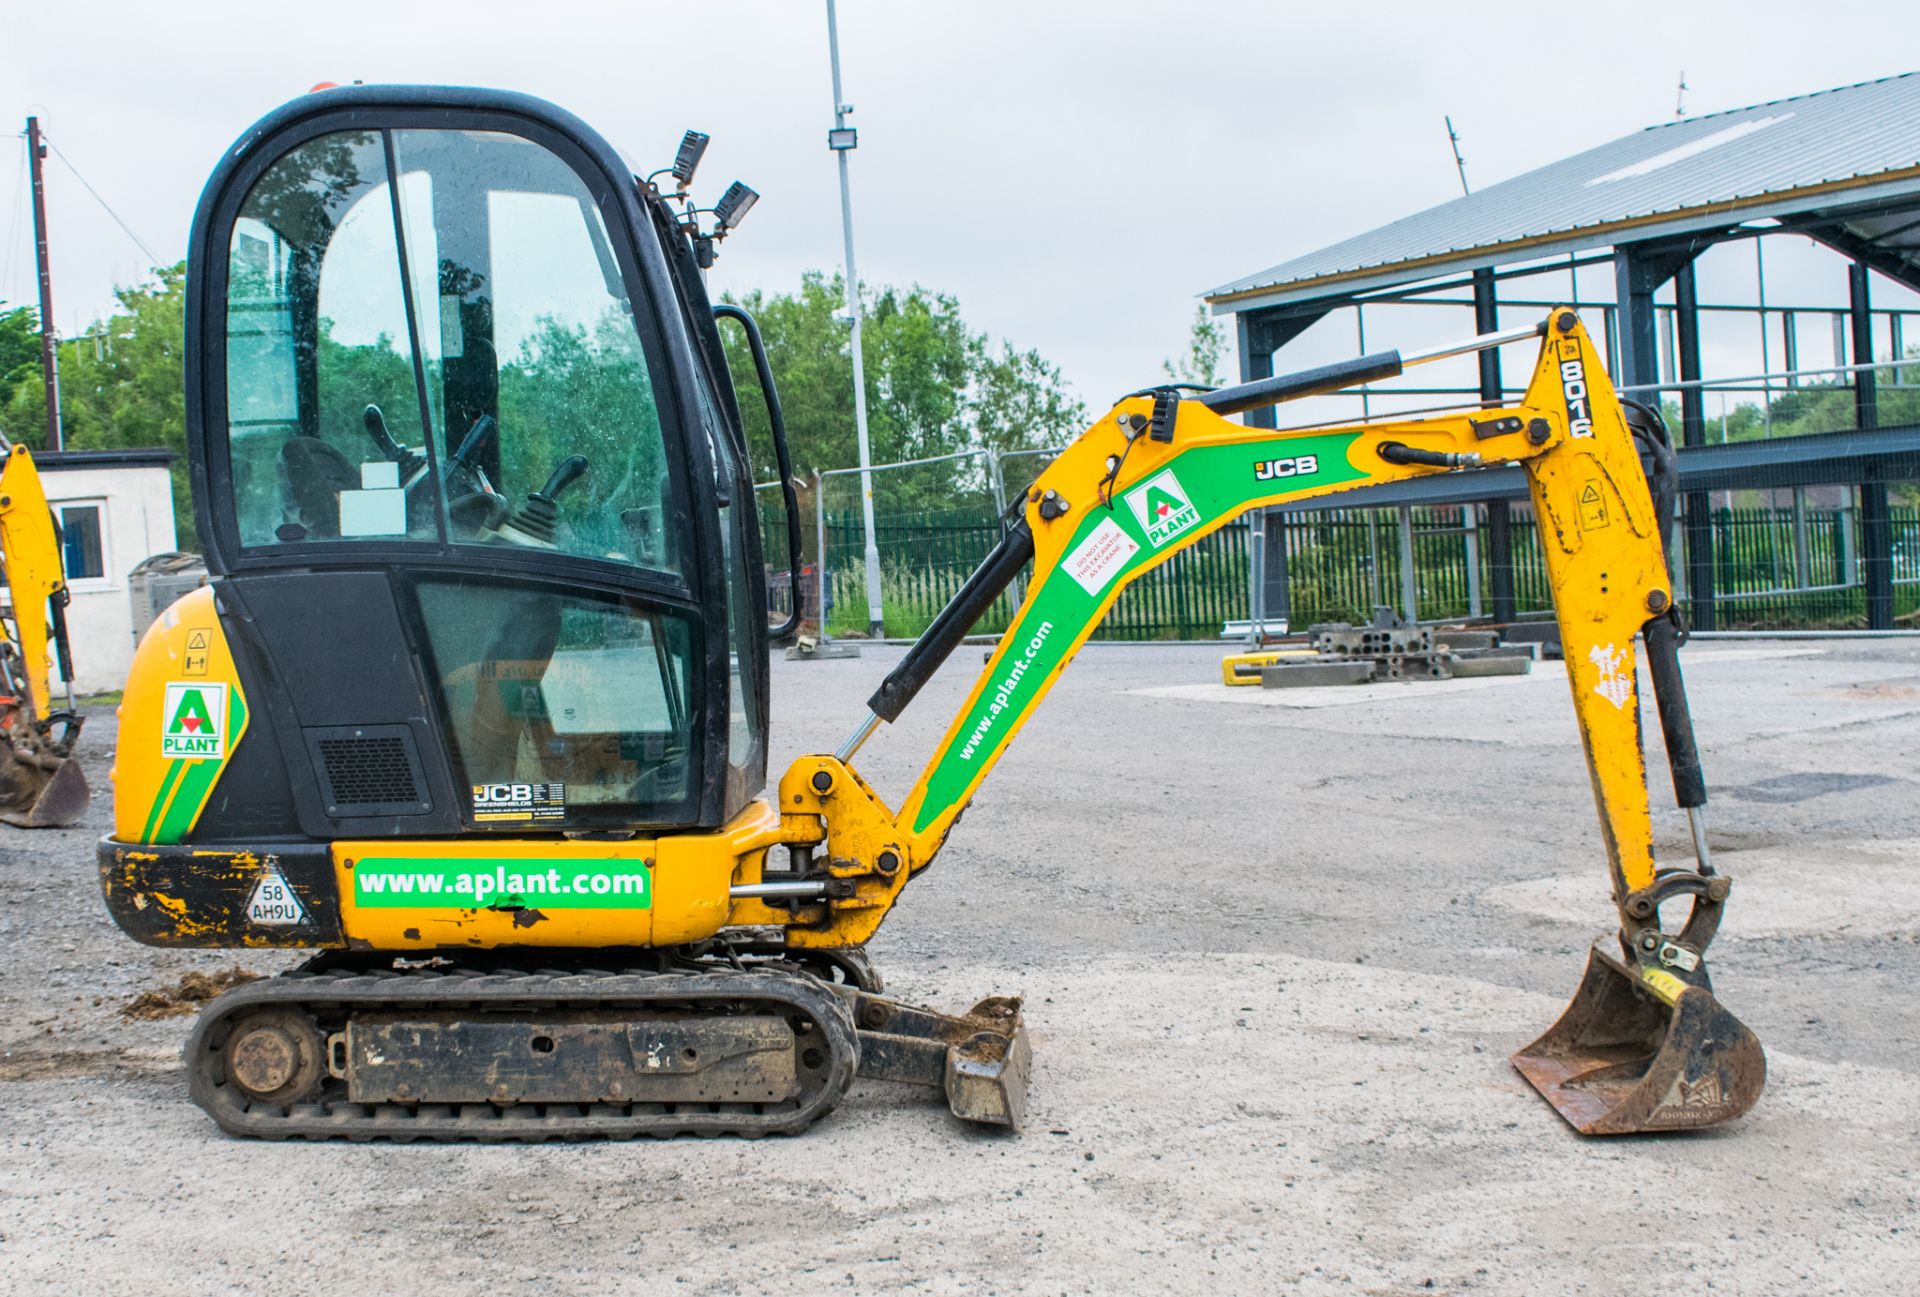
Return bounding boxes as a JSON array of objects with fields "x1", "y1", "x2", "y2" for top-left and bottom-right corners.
[
  {"x1": 101, "y1": 86, "x2": 1763, "y2": 1140},
  {"x1": 0, "y1": 434, "x2": 89, "y2": 827}
]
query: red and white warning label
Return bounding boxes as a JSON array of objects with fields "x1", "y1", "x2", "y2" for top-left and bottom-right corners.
[{"x1": 1063, "y1": 518, "x2": 1140, "y2": 596}]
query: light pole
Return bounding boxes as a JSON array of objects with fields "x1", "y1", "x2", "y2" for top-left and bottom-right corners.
[
  {"x1": 824, "y1": 0, "x2": 885, "y2": 637},
  {"x1": 26, "y1": 117, "x2": 64, "y2": 451}
]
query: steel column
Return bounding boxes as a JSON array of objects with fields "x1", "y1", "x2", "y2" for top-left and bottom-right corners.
[
  {"x1": 1851, "y1": 261, "x2": 1894, "y2": 629},
  {"x1": 1473, "y1": 268, "x2": 1516, "y2": 621},
  {"x1": 1398, "y1": 504, "x2": 1418, "y2": 623},
  {"x1": 1791, "y1": 487, "x2": 1811, "y2": 589},
  {"x1": 1237, "y1": 314, "x2": 1277, "y2": 641},
  {"x1": 1674, "y1": 263, "x2": 1715, "y2": 630},
  {"x1": 1236, "y1": 309, "x2": 1323, "y2": 639},
  {"x1": 1611, "y1": 249, "x2": 1663, "y2": 397}
]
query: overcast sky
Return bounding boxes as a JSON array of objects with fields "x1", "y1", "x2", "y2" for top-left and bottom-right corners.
[{"x1": 3, "y1": 1, "x2": 1915, "y2": 415}]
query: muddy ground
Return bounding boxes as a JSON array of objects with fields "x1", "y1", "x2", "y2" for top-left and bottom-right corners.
[{"x1": 2, "y1": 639, "x2": 1916, "y2": 1296}]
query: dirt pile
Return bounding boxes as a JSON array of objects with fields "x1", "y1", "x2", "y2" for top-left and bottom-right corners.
[{"x1": 121, "y1": 967, "x2": 260, "y2": 1020}]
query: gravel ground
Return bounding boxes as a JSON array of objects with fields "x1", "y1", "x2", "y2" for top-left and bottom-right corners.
[{"x1": 1, "y1": 637, "x2": 1916, "y2": 1296}]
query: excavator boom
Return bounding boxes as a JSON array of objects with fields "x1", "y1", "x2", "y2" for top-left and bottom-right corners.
[{"x1": 774, "y1": 309, "x2": 1762, "y2": 1133}]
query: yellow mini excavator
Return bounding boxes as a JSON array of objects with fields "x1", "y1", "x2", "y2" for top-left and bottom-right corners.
[
  {"x1": 0, "y1": 435, "x2": 89, "y2": 827},
  {"x1": 101, "y1": 86, "x2": 1763, "y2": 1140}
]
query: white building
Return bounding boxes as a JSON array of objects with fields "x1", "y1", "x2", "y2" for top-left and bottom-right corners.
[{"x1": 38, "y1": 449, "x2": 182, "y2": 693}]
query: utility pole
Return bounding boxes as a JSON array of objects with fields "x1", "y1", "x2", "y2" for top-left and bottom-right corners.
[
  {"x1": 25, "y1": 117, "x2": 64, "y2": 451},
  {"x1": 1444, "y1": 115, "x2": 1470, "y2": 197},
  {"x1": 824, "y1": 0, "x2": 885, "y2": 637}
]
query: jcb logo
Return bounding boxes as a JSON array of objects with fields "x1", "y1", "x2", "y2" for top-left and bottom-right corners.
[
  {"x1": 473, "y1": 784, "x2": 533, "y2": 804},
  {"x1": 1560, "y1": 359, "x2": 1595, "y2": 439},
  {"x1": 1253, "y1": 454, "x2": 1319, "y2": 482}
]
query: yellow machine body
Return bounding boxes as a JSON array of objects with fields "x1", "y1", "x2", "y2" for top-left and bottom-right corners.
[{"x1": 110, "y1": 315, "x2": 1690, "y2": 958}]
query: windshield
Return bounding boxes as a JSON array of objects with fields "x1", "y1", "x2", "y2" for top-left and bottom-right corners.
[{"x1": 223, "y1": 127, "x2": 680, "y2": 574}]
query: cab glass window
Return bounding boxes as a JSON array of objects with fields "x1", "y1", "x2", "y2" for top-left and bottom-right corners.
[
  {"x1": 223, "y1": 127, "x2": 681, "y2": 574},
  {"x1": 226, "y1": 131, "x2": 434, "y2": 546},
  {"x1": 414, "y1": 579, "x2": 696, "y2": 825}
]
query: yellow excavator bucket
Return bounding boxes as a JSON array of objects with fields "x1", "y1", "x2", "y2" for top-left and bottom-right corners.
[
  {"x1": 0, "y1": 737, "x2": 89, "y2": 828},
  {"x1": 1512, "y1": 943, "x2": 1765, "y2": 1134}
]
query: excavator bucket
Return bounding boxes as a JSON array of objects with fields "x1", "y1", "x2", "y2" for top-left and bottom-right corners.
[
  {"x1": 0, "y1": 740, "x2": 90, "y2": 828},
  {"x1": 1513, "y1": 943, "x2": 1764, "y2": 1134}
]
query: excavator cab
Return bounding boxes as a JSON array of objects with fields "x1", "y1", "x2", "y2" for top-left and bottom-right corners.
[{"x1": 169, "y1": 88, "x2": 775, "y2": 845}]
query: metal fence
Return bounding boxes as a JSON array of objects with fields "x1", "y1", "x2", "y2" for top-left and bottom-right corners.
[
  {"x1": 758, "y1": 383, "x2": 1920, "y2": 640},
  {"x1": 762, "y1": 467, "x2": 1919, "y2": 640}
]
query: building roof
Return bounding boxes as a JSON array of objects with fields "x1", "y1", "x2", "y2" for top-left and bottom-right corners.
[
  {"x1": 1207, "y1": 72, "x2": 1920, "y2": 313},
  {"x1": 35, "y1": 447, "x2": 176, "y2": 470}
]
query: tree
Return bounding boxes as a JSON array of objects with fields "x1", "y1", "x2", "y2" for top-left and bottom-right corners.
[
  {"x1": 0, "y1": 304, "x2": 40, "y2": 409},
  {"x1": 720, "y1": 272, "x2": 1086, "y2": 513},
  {"x1": 1164, "y1": 304, "x2": 1226, "y2": 388},
  {"x1": 1, "y1": 265, "x2": 194, "y2": 544}
]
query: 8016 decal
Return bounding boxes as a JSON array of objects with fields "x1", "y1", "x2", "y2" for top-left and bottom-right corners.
[{"x1": 1559, "y1": 341, "x2": 1595, "y2": 439}]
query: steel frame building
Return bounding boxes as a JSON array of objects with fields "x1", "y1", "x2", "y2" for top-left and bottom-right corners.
[{"x1": 1206, "y1": 73, "x2": 1920, "y2": 631}]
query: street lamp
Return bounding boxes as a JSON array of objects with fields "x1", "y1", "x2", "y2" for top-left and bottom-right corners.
[{"x1": 824, "y1": 0, "x2": 885, "y2": 638}]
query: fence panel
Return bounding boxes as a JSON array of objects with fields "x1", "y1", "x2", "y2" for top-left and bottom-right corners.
[{"x1": 768, "y1": 474, "x2": 1918, "y2": 640}]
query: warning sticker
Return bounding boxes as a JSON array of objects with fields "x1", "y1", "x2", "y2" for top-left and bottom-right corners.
[
  {"x1": 184, "y1": 630, "x2": 210, "y2": 676},
  {"x1": 1578, "y1": 481, "x2": 1610, "y2": 531},
  {"x1": 247, "y1": 860, "x2": 308, "y2": 926},
  {"x1": 471, "y1": 782, "x2": 568, "y2": 824},
  {"x1": 1064, "y1": 517, "x2": 1140, "y2": 596}
]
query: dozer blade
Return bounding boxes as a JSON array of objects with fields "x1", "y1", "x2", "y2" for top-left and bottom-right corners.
[
  {"x1": 1513, "y1": 943, "x2": 1764, "y2": 1134},
  {"x1": 851, "y1": 992, "x2": 1030, "y2": 1130},
  {"x1": 0, "y1": 749, "x2": 90, "y2": 828}
]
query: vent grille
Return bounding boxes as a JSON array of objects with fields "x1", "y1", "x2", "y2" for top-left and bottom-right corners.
[{"x1": 317, "y1": 736, "x2": 419, "y2": 808}]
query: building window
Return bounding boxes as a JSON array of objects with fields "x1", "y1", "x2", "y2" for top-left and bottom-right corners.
[{"x1": 59, "y1": 504, "x2": 105, "y2": 581}]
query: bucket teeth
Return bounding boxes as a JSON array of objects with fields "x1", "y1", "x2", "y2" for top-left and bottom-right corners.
[{"x1": 1513, "y1": 943, "x2": 1765, "y2": 1135}]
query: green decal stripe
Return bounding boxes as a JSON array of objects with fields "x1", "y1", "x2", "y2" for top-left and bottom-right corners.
[
  {"x1": 910, "y1": 433, "x2": 1365, "y2": 835},
  {"x1": 352, "y1": 857, "x2": 653, "y2": 910},
  {"x1": 153, "y1": 688, "x2": 249, "y2": 845},
  {"x1": 140, "y1": 759, "x2": 187, "y2": 844}
]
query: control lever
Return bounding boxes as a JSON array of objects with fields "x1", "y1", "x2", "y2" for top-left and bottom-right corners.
[
  {"x1": 499, "y1": 455, "x2": 590, "y2": 545},
  {"x1": 442, "y1": 415, "x2": 511, "y2": 532},
  {"x1": 361, "y1": 405, "x2": 429, "y2": 488},
  {"x1": 445, "y1": 414, "x2": 498, "y2": 479}
]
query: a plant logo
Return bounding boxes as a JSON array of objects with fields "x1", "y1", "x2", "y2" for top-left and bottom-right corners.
[
  {"x1": 161, "y1": 682, "x2": 228, "y2": 759},
  {"x1": 1124, "y1": 468, "x2": 1201, "y2": 547}
]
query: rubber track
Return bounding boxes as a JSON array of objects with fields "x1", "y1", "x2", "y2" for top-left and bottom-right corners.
[{"x1": 185, "y1": 963, "x2": 860, "y2": 1142}]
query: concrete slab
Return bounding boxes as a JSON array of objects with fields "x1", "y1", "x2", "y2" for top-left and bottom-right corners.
[{"x1": 1485, "y1": 837, "x2": 1920, "y2": 939}]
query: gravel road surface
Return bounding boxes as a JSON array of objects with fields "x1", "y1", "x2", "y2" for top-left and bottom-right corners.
[{"x1": 2, "y1": 638, "x2": 1915, "y2": 1296}]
